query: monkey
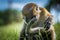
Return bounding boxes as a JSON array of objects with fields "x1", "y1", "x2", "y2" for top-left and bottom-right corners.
[
  {"x1": 39, "y1": 8, "x2": 56, "y2": 40},
  {"x1": 20, "y1": 3, "x2": 56, "y2": 40},
  {"x1": 19, "y1": 3, "x2": 38, "y2": 40},
  {"x1": 28, "y1": 7, "x2": 56, "y2": 40}
]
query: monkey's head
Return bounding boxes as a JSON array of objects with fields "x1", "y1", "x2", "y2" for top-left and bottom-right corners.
[
  {"x1": 22, "y1": 3, "x2": 41, "y2": 23},
  {"x1": 33, "y1": 7, "x2": 47, "y2": 17},
  {"x1": 33, "y1": 7, "x2": 51, "y2": 19},
  {"x1": 33, "y1": 6, "x2": 42, "y2": 19}
]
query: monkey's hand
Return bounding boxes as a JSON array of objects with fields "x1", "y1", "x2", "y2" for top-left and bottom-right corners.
[
  {"x1": 30, "y1": 27, "x2": 44, "y2": 33},
  {"x1": 44, "y1": 15, "x2": 53, "y2": 30}
]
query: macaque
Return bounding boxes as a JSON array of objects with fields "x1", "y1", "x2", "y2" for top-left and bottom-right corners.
[
  {"x1": 29, "y1": 7, "x2": 56, "y2": 40},
  {"x1": 20, "y1": 3, "x2": 38, "y2": 40},
  {"x1": 20, "y1": 3, "x2": 56, "y2": 40}
]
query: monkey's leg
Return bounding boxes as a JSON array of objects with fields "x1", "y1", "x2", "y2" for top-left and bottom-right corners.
[
  {"x1": 49, "y1": 26, "x2": 56, "y2": 40},
  {"x1": 50, "y1": 30, "x2": 55, "y2": 40}
]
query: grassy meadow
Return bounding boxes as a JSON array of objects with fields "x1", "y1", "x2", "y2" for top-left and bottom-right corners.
[
  {"x1": 0, "y1": 21, "x2": 24, "y2": 40},
  {"x1": 54, "y1": 23, "x2": 60, "y2": 40}
]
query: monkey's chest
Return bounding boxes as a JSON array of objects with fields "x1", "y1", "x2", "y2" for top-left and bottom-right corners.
[
  {"x1": 35, "y1": 18, "x2": 46, "y2": 27},
  {"x1": 32, "y1": 20, "x2": 45, "y2": 28},
  {"x1": 37, "y1": 20, "x2": 45, "y2": 27},
  {"x1": 31, "y1": 17, "x2": 48, "y2": 28},
  {"x1": 37, "y1": 17, "x2": 48, "y2": 27}
]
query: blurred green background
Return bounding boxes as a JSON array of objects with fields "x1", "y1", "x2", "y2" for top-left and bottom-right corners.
[{"x1": 0, "y1": 0, "x2": 60, "y2": 40}]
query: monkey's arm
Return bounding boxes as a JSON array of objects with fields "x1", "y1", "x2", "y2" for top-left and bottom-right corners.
[
  {"x1": 44, "y1": 15, "x2": 53, "y2": 30},
  {"x1": 49, "y1": 25, "x2": 55, "y2": 40},
  {"x1": 44, "y1": 15, "x2": 55, "y2": 40}
]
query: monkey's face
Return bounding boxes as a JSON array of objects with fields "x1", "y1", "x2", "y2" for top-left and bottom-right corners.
[
  {"x1": 33, "y1": 6, "x2": 41, "y2": 16},
  {"x1": 22, "y1": 3, "x2": 42, "y2": 23},
  {"x1": 33, "y1": 6, "x2": 41, "y2": 19},
  {"x1": 23, "y1": 6, "x2": 42, "y2": 23}
]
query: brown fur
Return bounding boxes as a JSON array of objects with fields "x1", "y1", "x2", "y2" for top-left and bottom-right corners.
[
  {"x1": 33, "y1": 7, "x2": 55, "y2": 40},
  {"x1": 20, "y1": 3, "x2": 55, "y2": 40}
]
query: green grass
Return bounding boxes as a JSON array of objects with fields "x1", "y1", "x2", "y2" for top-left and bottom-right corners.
[
  {"x1": 0, "y1": 21, "x2": 24, "y2": 40},
  {"x1": 54, "y1": 23, "x2": 60, "y2": 40},
  {"x1": 0, "y1": 21, "x2": 60, "y2": 40}
]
